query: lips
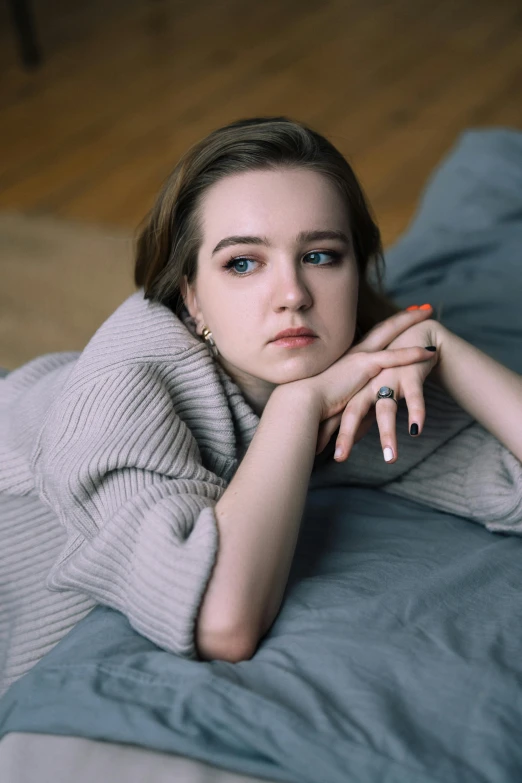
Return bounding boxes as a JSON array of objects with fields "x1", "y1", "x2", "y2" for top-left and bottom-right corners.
[{"x1": 271, "y1": 328, "x2": 317, "y2": 341}]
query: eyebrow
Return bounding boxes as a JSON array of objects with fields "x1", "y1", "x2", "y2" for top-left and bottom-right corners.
[{"x1": 211, "y1": 230, "x2": 351, "y2": 256}]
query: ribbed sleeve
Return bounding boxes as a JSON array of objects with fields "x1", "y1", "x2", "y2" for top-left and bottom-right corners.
[
  {"x1": 0, "y1": 353, "x2": 78, "y2": 495},
  {"x1": 381, "y1": 422, "x2": 522, "y2": 532},
  {"x1": 0, "y1": 494, "x2": 95, "y2": 698},
  {"x1": 31, "y1": 363, "x2": 228, "y2": 659}
]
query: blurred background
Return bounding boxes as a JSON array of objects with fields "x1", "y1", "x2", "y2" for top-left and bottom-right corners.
[{"x1": 1, "y1": 0, "x2": 521, "y2": 370}]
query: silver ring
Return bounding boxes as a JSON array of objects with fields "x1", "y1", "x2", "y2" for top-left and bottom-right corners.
[{"x1": 375, "y1": 386, "x2": 398, "y2": 406}]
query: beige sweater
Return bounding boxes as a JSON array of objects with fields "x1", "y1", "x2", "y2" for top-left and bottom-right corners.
[{"x1": 1, "y1": 291, "x2": 521, "y2": 697}]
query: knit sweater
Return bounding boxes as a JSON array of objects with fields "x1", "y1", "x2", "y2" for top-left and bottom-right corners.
[{"x1": 1, "y1": 290, "x2": 521, "y2": 698}]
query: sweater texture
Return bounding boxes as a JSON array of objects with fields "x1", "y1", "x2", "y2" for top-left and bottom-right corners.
[{"x1": 1, "y1": 290, "x2": 521, "y2": 697}]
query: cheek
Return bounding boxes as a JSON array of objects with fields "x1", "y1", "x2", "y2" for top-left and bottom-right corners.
[
  {"x1": 211, "y1": 304, "x2": 254, "y2": 351},
  {"x1": 325, "y1": 286, "x2": 357, "y2": 324}
]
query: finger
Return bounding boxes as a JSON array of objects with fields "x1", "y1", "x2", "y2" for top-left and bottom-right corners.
[
  {"x1": 374, "y1": 397, "x2": 399, "y2": 463},
  {"x1": 326, "y1": 347, "x2": 432, "y2": 425},
  {"x1": 334, "y1": 397, "x2": 374, "y2": 461},
  {"x1": 353, "y1": 305, "x2": 433, "y2": 354},
  {"x1": 316, "y1": 411, "x2": 343, "y2": 455},
  {"x1": 317, "y1": 414, "x2": 342, "y2": 455},
  {"x1": 403, "y1": 386, "x2": 426, "y2": 437},
  {"x1": 354, "y1": 407, "x2": 376, "y2": 443},
  {"x1": 363, "y1": 347, "x2": 436, "y2": 389}
]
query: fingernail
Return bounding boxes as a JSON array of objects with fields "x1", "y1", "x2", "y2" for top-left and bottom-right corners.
[
  {"x1": 419, "y1": 303, "x2": 432, "y2": 310},
  {"x1": 410, "y1": 423, "x2": 419, "y2": 436},
  {"x1": 406, "y1": 305, "x2": 420, "y2": 311},
  {"x1": 424, "y1": 346, "x2": 437, "y2": 351},
  {"x1": 334, "y1": 446, "x2": 343, "y2": 459},
  {"x1": 383, "y1": 447, "x2": 394, "y2": 462}
]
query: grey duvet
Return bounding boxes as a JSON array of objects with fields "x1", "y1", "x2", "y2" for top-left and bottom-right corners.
[{"x1": 1, "y1": 127, "x2": 522, "y2": 783}]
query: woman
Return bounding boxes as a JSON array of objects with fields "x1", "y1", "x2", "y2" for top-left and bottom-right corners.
[{"x1": 1, "y1": 116, "x2": 521, "y2": 697}]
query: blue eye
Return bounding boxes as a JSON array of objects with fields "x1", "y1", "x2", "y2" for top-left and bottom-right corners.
[
  {"x1": 223, "y1": 251, "x2": 341, "y2": 276},
  {"x1": 306, "y1": 251, "x2": 337, "y2": 265},
  {"x1": 224, "y1": 257, "x2": 255, "y2": 275}
]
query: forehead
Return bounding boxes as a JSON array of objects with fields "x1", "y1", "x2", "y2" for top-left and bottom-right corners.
[{"x1": 198, "y1": 168, "x2": 350, "y2": 243}]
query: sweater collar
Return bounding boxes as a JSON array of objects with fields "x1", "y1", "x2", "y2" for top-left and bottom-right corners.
[{"x1": 179, "y1": 305, "x2": 260, "y2": 461}]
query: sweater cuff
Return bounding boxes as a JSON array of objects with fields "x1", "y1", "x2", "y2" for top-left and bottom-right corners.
[
  {"x1": 464, "y1": 433, "x2": 522, "y2": 532},
  {"x1": 46, "y1": 505, "x2": 219, "y2": 660}
]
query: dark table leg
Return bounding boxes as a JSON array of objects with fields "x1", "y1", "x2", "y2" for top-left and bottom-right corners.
[{"x1": 8, "y1": 0, "x2": 42, "y2": 69}]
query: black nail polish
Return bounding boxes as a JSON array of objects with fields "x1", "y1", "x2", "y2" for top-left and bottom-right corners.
[
  {"x1": 425, "y1": 346, "x2": 437, "y2": 351},
  {"x1": 410, "y1": 423, "x2": 419, "y2": 436}
]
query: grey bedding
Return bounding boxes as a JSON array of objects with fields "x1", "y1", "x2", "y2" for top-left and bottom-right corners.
[
  {"x1": 1, "y1": 127, "x2": 522, "y2": 783},
  {"x1": 0, "y1": 732, "x2": 272, "y2": 783}
]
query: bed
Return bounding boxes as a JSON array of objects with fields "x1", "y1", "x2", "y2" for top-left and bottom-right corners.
[{"x1": 1, "y1": 127, "x2": 522, "y2": 783}]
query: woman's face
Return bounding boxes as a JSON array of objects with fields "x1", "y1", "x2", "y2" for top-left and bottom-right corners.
[{"x1": 182, "y1": 167, "x2": 359, "y2": 415}]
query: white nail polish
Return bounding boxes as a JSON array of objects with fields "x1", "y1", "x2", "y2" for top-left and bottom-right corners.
[{"x1": 383, "y1": 447, "x2": 394, "y2": 462}]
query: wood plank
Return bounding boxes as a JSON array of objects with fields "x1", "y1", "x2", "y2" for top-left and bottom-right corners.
[{"x1": 1, "y1": 0, "x2": 521, "y2": 367}]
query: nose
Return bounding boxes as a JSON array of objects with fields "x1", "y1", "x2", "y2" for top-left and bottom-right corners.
[{"x1": 272, "y1": 262, "x2": 313, "y2": 311}]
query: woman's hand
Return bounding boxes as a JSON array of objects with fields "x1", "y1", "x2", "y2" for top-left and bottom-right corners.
[
  {"x1": 318, "y1": 313, "x2": 441, "y2": 463},
  {"x1": 291, "y1": 305, "x2": 438, "y2": 456}
]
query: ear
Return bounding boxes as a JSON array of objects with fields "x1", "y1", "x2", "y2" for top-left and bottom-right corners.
[
  {"x1": 180, "y1": 274, "x2": 195, "y2": 314},
  {"x1": 180, "y1": 275, "x2": 204, "y2": 332}
]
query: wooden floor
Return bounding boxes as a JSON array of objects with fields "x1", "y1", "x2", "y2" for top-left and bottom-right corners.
[{"x1": 1, "y1": 0, "x2": 522, "y2": 365}]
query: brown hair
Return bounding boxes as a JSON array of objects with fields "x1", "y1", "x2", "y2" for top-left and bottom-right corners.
[{"x1": 134, "y1": 116, "x2": 401, "y2": 339}]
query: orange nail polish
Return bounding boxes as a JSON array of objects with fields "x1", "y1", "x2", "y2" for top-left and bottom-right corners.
[
  {"x1": 419, "y1": 303, "x2": 432, "y2": 310},
  {"x1": 406, "y1": 305, "x2": 420, "y2": 311}
]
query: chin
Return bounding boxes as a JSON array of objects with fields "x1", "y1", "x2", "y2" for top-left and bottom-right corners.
[{"x1": 275, "y1": 364, "x2": 323, "y2": 384}]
